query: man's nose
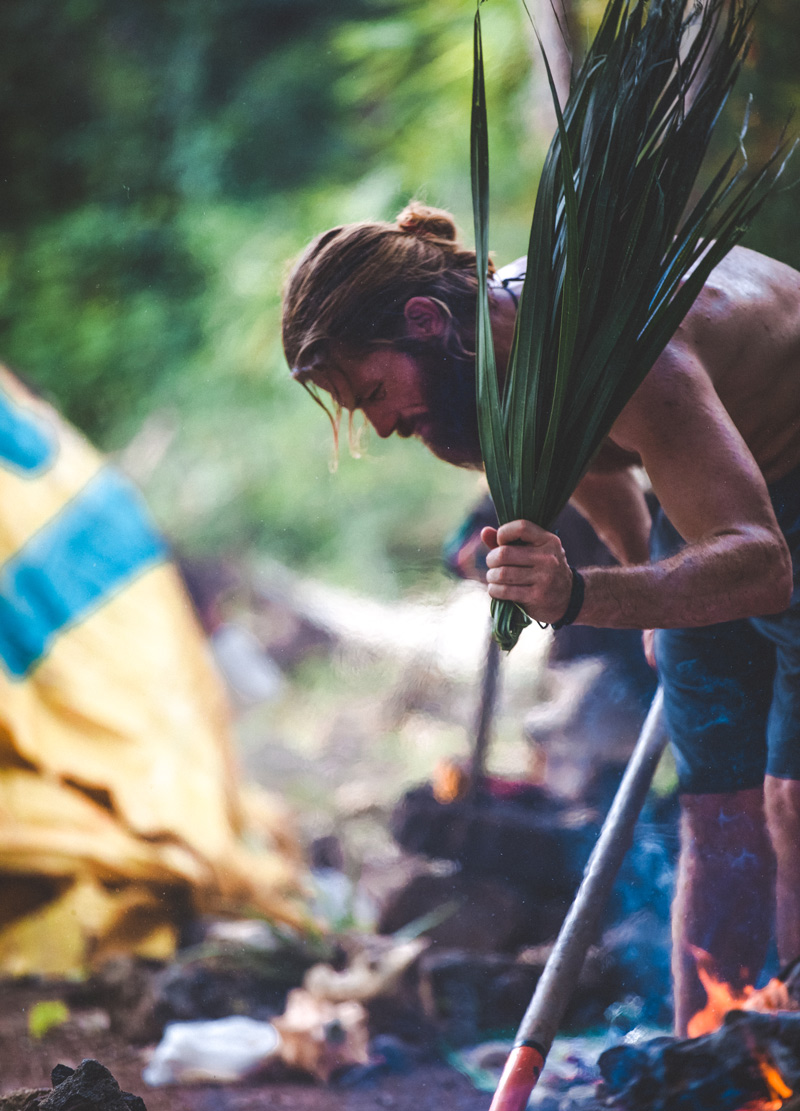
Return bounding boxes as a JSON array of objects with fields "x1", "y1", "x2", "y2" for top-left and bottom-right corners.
[{"x1": 365, "y1": 407, "x2": 396, "y2": 439}]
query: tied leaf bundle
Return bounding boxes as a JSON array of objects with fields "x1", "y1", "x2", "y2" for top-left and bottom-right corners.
[{"x1": 471, "y1": 0, "x2": 793, "y2": 652}]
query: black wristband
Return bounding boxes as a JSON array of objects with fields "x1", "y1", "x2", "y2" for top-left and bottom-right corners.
[{"x1": 551, "y1": 565, "x2": 585, "y2": 630}]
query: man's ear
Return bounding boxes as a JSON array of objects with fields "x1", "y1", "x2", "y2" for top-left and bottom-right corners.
[{"x1": 404, "y1": 297, "x2": 447, "y2": 340}]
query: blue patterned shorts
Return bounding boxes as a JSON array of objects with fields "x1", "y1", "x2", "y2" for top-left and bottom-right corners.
[{"x1": 652, "y1": 464, "x2": 800, "y2": 794}]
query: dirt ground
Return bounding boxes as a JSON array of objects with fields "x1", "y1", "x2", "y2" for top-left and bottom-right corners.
[{"x1": 0, "y1": 981, "x2": 490, "y2": 1111}]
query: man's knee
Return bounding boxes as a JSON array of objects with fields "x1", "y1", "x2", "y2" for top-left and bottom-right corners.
[
  {"x1": 765, "y1": 776, "x2": 800, "y2": 843},
  {"x1": 680, "y1": 787, "x2": 768, "y2": 857}
]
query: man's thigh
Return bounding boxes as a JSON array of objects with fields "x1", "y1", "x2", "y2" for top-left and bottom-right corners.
[{"x1": 654, "y1": 620, "x2": 775, "y2": 794}]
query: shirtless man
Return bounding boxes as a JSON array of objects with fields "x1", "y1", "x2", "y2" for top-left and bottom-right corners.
[{"x1": 282, "y1": 201, "x2": 800, "y2": 1033}]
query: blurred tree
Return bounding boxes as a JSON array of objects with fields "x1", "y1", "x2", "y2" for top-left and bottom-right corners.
[
  {"x1": 0, "y1": 0, "x2": 795, "y2": 591},
  {"x1": 526, "y1": 0, "x2": 576, "y2": 140},
  {"x1": 0, "y1": 0, "x2": 396, "y2": 434},
  {"x1": 730, "y1": 0, "x2": 800, "y2": 269},
  {"x1": 0, "y1": 0, "x2": 533, "y2": 589},
  {"x1": 0, "y1": 0, "x2": 533, "y2": 436},
  {"x1": 0, "y1": 0, "x2": 386, "y2": 221}
]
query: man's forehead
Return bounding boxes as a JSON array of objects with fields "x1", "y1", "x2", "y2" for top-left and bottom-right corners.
[{"x1": 292, "y1": 357, "x2": 358, "y2": 409}]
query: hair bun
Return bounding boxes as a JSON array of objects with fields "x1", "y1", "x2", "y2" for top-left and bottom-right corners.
[{"x1": 395, "y1": 202, "x2": 459, "y2": 244}]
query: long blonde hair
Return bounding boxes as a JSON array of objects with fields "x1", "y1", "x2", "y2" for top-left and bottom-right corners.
[
  {"x1": 281, "y1": 201, "x2": 489, "y2": 374},
  {"x1": 282, "y1": 202, "x2": 491, "y2": 461}
]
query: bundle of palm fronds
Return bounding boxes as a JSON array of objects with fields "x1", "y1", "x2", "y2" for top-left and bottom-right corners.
[{"x1": 472, "y1": 0, "x2": 793, "y2": 651}]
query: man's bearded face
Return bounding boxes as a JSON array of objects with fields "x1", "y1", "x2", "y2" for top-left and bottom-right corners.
[
  {"x1": 296, "y1": 336, "x2": 484, "y2": 469},
  {"x1": 402, "y1": 337, "x2": 483, "y2": 468}
]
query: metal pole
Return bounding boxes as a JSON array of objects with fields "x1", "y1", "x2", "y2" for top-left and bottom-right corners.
[
  {"x1": 489, "y1": 686, "x2": 667, "y2": 1111},
  {"x1": 465, "y1": 634, "x2": 502, "y2": 802}
]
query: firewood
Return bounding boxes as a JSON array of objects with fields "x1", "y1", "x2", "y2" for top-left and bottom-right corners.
[{"x1": 598, "y1": 1010, "x2": 800, "y2": 1111}]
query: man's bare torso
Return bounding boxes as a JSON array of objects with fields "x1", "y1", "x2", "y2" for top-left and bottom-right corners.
[
  {"x1": 501, "y1": 246, "x2": 800, "y2": 484},
  {"x1": 615, "y1": 246, "x2": 800, "y2": 484},
  {"x1": 662, "y1": 246, "x2": 800, "y2": 482}
]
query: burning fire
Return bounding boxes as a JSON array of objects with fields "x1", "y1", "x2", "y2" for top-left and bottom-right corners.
[
  {"x1": 735, "y1": 1055, "x2": 794, "y2": 1111},
  {"x1": 751, "y1": 1054, "x2": 793, "y2": 1111},
  {"x1": 687, "y1": 947, "x2": 795, "y2": 1109},
  {"x1": 432, "y1": 758, "x2": 467, "y2": 804},
  {"x1": 687, "y1": 946, "x2": 793, "y2": 1039}
]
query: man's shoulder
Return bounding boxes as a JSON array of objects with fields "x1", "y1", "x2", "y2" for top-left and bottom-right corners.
[
  {"x1": 610, "y1": 339, "x2": 715, "y2": 455},
  {"x1": 692, "y1": 245, "x2": 800, "y2": 312}
]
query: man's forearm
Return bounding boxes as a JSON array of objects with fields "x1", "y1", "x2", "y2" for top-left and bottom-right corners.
[
  {"x1": 570, "y1": 467, "x2": 652, "y2": 566},
  {"x1": 578, "y1": 527, "x2": 793, "y2": 629}
]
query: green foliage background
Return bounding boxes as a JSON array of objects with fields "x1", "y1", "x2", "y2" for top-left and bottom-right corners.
[{"x1": 0, "y1": 0, "x2": 797, "y2": 596}]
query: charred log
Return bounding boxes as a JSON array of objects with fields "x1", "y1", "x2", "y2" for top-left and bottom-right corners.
[
  {"x1": 390, "y1": 783, "x2": 599, "y2": 893},
  {"x1": 599, "y1": 1010, "x2": 800, "y2": 1111}
]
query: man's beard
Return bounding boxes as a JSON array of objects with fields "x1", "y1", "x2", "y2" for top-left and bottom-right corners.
[{"x1": 401, "y1": 339, "x2": 484, "y2": 469}]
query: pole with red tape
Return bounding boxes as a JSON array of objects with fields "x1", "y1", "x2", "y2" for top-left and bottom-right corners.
[{"x1": 489, "y1": 687, "x2": 666, "y2": 1111}]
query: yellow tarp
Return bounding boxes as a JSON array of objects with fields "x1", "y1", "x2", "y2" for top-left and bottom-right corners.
[{"x1": 0, "y1": 366, "x2": 308, "y2": 976}]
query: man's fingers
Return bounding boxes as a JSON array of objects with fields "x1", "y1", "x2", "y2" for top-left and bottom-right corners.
[
  {"x1": 481, "y1": 519, "x2": 574, "y2": 624},
  {"x1": 487, "y1": 581, "x2": 556, "y2": 611},
  {"x1": 486, "y1": 564, "x2": 538, "y2": 586},
  {"x1": 496, "y1": 519, "x2": 554, "y2": 546},
  {"x1": 487, "y1": 583, "x2": 529, "y2": 604},
  {"x1": 480, "y1": 526, "x2": 499, "y2": 550},
  {"x1": 486, "y1": 541, "x2": 563, "y2": 571},
  {"x1": 486, "y1": 553, "x2": 563, "y2": 582}
]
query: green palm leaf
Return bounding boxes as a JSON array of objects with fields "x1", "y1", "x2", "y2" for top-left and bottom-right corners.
[{"x1": 471, "y1": 0, "x2": 794, "y2": 652}]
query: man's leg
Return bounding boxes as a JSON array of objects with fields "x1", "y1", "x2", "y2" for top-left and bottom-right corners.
[
  {"x1": 672, "y1": 786, "x2": 775, "y2": 1036},
  {"x1": 755, "y1": 611, "x2": 800, "y2": 967},
  {"x1": 652, "y1": 596, "x2": 775, "y2": 1036},
  {"x1": 764, "y1": 776, "x2": 800, "y2": 964}
]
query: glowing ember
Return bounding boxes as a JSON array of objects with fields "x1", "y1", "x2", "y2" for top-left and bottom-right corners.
[
  {"x1": 432, "y1": 758, "x2": 467, "y2": 804},
  {"x1": 759, "y1": 1057, "x2": 793, "y2": 1107},
  {"x1": 687, "y1": 946, "x2": 796, "y2": 1038},
  {"x1": 743, "y1": 980, "x2": 794, "y2": 1015},
  {"x1": 688, "y1": 946, "x2": 753, "y2": 1038},
  {"x1": 738, "y1": 1054, "x2": 794, "y2": 1111}
]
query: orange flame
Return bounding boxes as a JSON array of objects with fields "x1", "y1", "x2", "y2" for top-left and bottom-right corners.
[
  {"x1": 432, "y1": 758, "x2": 467, "y2": 804},
  {"x1": 743, "y1": 980, "x2": 794, "y2": 1015},
  {"x1": 756, "y1": 1055, "x2": 793, "y2": 1109},
  {"x1": 687, "y1": 946, "x2": 752, "y2": 1038},
  {"x1": 737, "y1": 1054, "x2": 794, "y2": 1111},
  {"x1": 687, "y1": 946, "x2": 795, "y2": 1038},
  {"x1": 685, "y1": 948, "x2": 796, "y2": 1108}
]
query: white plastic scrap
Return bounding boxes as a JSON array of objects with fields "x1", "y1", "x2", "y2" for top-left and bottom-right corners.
[{"x1": 143, "y1": 1015, "x2": 281, "y2": 1086}]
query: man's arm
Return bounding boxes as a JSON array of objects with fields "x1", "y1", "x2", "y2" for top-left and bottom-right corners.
[
  {"x1": 569, "y1": 450, "x2": 651, "y2": 567},
  {"x1": 483, "y1": 344, "x2": 793, "y2": 629}
]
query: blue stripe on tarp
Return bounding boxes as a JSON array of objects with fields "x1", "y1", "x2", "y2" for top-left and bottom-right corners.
[
  {"x1": 0, "y1": 387, "x2": 57, "y2": 474},
  {"x1": 0, "y1": 467, "x2": 168, "y2": 677}
]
